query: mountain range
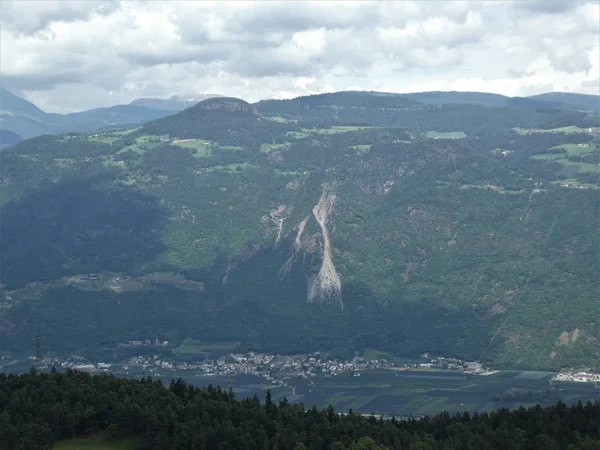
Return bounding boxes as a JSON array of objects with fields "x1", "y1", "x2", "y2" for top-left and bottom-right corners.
[
  {"x1": 0, "y1": 90, "x2": 598, "y2": 371},
  {"x1": 0, "y1": 88, "x2": 224, "y2": 145},
  {"x1": 129, "y1": 94, "x2": 224, "y2": 111},
  {"x1": 1, "y1": 87, "x2": 597, "y2": 146}
]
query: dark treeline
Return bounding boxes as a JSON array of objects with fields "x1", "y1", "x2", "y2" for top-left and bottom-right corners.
[{"x1": 1, "y1": 370, "x2": 600, "y2": 450}]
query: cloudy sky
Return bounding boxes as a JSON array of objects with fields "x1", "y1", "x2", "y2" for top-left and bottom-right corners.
[{"x1": 1, "y1": 0, "x2": 598, "y2": 113}]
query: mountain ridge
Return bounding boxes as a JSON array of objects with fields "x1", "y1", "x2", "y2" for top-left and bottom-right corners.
[
  {"x1": 1, "y1": 90, "x2": 598, "y2": 370},
  {"x1": 1, "y1": 87, "x2": 598, "y2": 145},
  {"x1": 129, "y1": 93, "x2": 224, "y2": 111},
  {"x1": 0, "y1": 88, "x2": 182, "y2": 143},
  {"x1": 0, "y1": 88, "x2": 600, "y2": 146}
]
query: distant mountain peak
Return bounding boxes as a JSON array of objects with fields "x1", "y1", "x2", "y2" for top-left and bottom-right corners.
[
  {"x1": 140, "y1": 96, "x2": 260, "y2": 140},
  {"x1": 0, "y1": 87, "x2": 46, "y2": 117},
  {"x1": 130, "y1": 94, "x2": 225, "y2": 111},
  {"x1": 171, "y1": 94, "x2": 223, "y2": 102},
  {"x1": 192, "y1": 97, "x2": 255, "y2": 114}
]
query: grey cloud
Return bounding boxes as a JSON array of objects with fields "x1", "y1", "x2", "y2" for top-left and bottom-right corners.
[
  {"x1": 141, "y1": 84, "x2": 169, "y2": 97},
  {"x1": 0, "y1": 0, "x2": 120, "y2": 34},
  {"x1": 507, "y1": 68, "x2": 529, "y2": 78},
  {"x1": 547, "y1": 48, "x2": 593, "y2": 74},
  {"x1": 25, "y1": 82, "x2": 133, "y2": 113},
  {"x1": 119, "y1": 44, "x2": 233, "y2": 68},
  {"x1": 227, "y1": 1, "x2": 381, "y2": 34},
  {"x1": 1, "y1": 0, "x2": 598, "y2": 112},
  {"x1": 224, "y1": 57, "x2": 315, "y2": 79},
  {"x1": 173, "y1": 8, "x2": 479, "y2": 80},
  {"x1": 99, "y1": 0, "x2": 481, "y2": 84},
  {"x1": 0, "y1": 72, "x2": 84, "y2": 93},
  {"x1": 511, "y1": 0, "x2": 592, "y2": 14},
  {"x1": 580, "y1": 79, "x2": 600, "y2": 88},
  {"x1": 0, "y1": 52, "x2": 125, "y2": 93}
]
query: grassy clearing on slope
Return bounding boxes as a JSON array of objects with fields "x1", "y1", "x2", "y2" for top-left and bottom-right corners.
[
  {"x1": 286, "y1": 131, "x2": 310, "y2": 139},
  {"x1": 274, "y1": 169, "x2": 307, "y2": 176},
  {"x1": 196, "y1": 162, "x2": 257, "y2": 173},
  {"x1": 137, "y1": 134, "x2": 169, "y2": 143},
  {"x1": 116, "y1": 134, "x2": 168, "y2": 155},
  {"x1": 102, "y1": 159, "x2": 127, "y2": 168},
  {"x1": 557, "y1": 160, "x2": 600, "y2": 173},
  {"x1": 266, "y1": 116, "x2": 290, "y2": 123},
  {"x1": 425, "y1": 131, "x2": 467, "y2": 139},
  {"x1": 459, "y1": 184, "x2": 524, "y2": 194},
  {"x1": 116, "y1": 144, "x2": 145, "y2": 155},
  {"x1": 285, "y1": 126, "x2": 381, "y2": 140},
  {"x1": 261, "y1": 143, "x2": 288, "y2": 153},
  {"x1": 110, "y1": 128, "x2": 140, "y2": 136},
  {"x1": 531, "y1": 153, "x2": 566, "y2": 161},
  {"x1": 87, "y1": 135, "x2": 119, "y2": 144},
  {"x1": 53, "y1": 158, "x2": 79, "y2": 168},
  {"x1": 172, "y1": 139, "x2": 212, "y2": 157},
  {"x1": 8, "y1": 272, "x2": 202, "y2": 298},
  {"x1": 514, "y1": 126, "x2": 600, "y2": 134},
  {"x1": 54, "y1": 436, "x2": 138, "y2": 450},
  {"x1": 363, "y1": 348, "x2": 392, "y2": 361},
  {"x1": 551, "y1": 178, "x2": 599, "y2": 189},
  {"x1": 351, "y1": 144, "x2": 371, "y2": 154},
  {"x1": 303, "y1": 126, "x2": 381, "y2": 135},
  {"x1": 175, "y1": 338, "x2": 240, "y2": 354},
  {"x1": 551, "y1": 143, "x2": 597, "y2": 157}
]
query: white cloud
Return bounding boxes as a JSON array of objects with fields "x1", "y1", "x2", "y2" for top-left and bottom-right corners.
[{"x1": 0, "y1": 0, "x2": 597, "y2": 113}]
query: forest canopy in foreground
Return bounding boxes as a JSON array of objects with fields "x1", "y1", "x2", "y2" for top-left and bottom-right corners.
[{"x1": 1, "y1": 370, "x2": 599, "y2": 450}]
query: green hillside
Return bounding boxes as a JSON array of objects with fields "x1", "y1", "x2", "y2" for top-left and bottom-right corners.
[{"x1": 1, "y1": 92, "x2": 599, "y2": 370}]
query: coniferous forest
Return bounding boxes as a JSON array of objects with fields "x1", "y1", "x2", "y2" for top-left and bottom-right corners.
[{"x1": 1, "y1": 369, "x2": 599, "y2": 450}]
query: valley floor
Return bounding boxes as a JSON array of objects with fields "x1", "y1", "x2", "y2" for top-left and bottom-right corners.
[{"x1": 5, "y1": 354, "x2": 600, "y2": 418}]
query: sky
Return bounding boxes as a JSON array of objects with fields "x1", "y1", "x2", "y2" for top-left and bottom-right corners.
[{"x1": 0, "y1": 0, "x2": 599, "y2": 113}]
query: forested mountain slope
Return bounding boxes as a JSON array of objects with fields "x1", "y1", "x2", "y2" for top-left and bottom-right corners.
[
  {"x1": 2, "y1": 370, "x2": 600, "y2": 450},
  {"x1": 1, "y1": 93, "x2": 598, "y2": 370}
]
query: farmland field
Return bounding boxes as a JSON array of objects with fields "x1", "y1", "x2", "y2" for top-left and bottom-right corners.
[
  {"x1": 350, "y1": 144, "x2": 371, "y2": 153},
  {"x1": 261, "y1": 143, "x2": 288, "y2": 153},
  {"x1": 514, "y1": 125, "x2": 600, "y2": 134},
  {"x1": 531, "y1": 153, "x2": 565, "y2": 161},
  {"x1": 121, "y1": 369, "x2": 600, "y2": 418},
  {"x1": 425, "y1": 131, "x2": 467, "y2": 139},
  {"x1": 172, "y1": 138, "x2": 212, "y2": 157},
  {"x1": 175, "y1": 338, "x2": 240, "y2": 355},
  {"x1": 552, "y1": 143, "x2": 597, "y2": 157},
  {"x1": 303, "y1": 126, "x2": 380, "y2": 135},
  {"x1": 556, "y1": 160, "x2": 600, "y2": 176},
  {"x1": 114, "y1": 134, "x2": 167, "y2": 154},
  {"x1": 5, "y1": 360, "x2": 600, "y2": 420}
]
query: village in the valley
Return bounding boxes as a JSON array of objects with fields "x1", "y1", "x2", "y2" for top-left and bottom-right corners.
[
  {"x1": 14, "y1": 350, "x2": 509, "y2": 380},
  {"x1": 6, "y1": 346, "x2": 597, "y2": 385}
]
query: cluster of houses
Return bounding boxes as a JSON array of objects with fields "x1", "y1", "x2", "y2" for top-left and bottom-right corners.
[
  {"x1": 552, "y1": 371, "x2": 600, "y2": 383},
  {"x1": 120, "y1": 352, "x2": 395, "y2": 381}
]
